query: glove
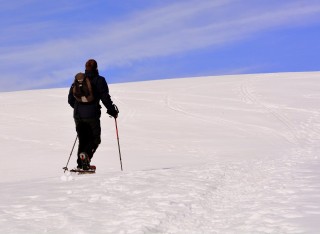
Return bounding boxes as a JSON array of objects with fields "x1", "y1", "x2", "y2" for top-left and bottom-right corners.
[{"x1": 107, "y1": 104, "x2": 119, "y2": 118}]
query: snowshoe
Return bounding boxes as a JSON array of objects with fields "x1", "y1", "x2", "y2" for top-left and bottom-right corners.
[
  {"x1": 70, "y1": 152, "x2": 96, "y2": 174},
  {"x1": 70, "y1": 165, "x2": 96, "y2": 174}
]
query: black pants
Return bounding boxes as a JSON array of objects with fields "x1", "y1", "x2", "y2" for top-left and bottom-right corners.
[{"x1": 75, "y1": 118, "x2": 101, "y2": 166}]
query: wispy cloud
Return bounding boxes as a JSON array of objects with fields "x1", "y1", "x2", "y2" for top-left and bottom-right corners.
[{"x1": 1, "y1": 0, "x2": 320, "y2": 91}]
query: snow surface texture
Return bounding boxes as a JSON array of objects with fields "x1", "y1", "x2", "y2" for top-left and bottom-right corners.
[{"x1": 1, "y1": 72, "x2": 320, "y2": 233}]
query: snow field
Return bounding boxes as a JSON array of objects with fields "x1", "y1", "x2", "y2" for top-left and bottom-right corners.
[{"x1": 1, "y1": 72, "x2": 320, "y2": 233}]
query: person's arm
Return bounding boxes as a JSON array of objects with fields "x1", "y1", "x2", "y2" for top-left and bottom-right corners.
[
  {"x1": 68, "y1": 85, "x2": 75, "y2": 108},
  {"x1": 98, "y1": 77, "x2": 118, "y2": 118}
]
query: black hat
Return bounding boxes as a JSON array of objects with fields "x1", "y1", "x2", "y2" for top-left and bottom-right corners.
[{"x1": 85, "y1": 59, "x2": 98, "y2": 71}]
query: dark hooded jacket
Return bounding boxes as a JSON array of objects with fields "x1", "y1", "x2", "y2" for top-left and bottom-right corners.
[{"x1": 68, "y1": 70, "x2": 114, "y2": 119}]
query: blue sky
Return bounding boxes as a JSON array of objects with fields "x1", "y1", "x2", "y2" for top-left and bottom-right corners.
[{"x1": 1, "y1": 0, "x2": 320, "y2": 92}]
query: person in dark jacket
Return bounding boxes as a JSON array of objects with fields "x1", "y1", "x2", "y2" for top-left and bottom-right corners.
[{"x1": 68, "y1": 59, "x2": 118, "y2": 170}]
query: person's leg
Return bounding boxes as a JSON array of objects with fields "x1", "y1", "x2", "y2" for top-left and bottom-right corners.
[
  {"x1": 75, "y1": 119, "x2": 92, "y2": 168},
  {"x1": 85, "y1": 118, "x2": 101, "y2": 160}
]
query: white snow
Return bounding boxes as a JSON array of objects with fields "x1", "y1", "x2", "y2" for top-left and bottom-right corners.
[{"x1": 1, "y1": 72, "x2": 320, "y2": 233}]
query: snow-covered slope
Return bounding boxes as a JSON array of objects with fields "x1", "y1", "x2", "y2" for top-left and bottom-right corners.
[{"x1": 1, "y1": 72, "x2": 320, "y2": 233}]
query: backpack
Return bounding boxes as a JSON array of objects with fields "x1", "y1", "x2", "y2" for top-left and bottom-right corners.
[{"x1": 72, "y1": 72, "x2": 95, "y2": 103}]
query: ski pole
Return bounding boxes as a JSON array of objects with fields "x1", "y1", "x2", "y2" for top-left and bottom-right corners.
[
  {"x1": 63, "y1": 135, "x2": 78, "y2": 172},
  {"x1": 114, "y1": 118, "x2": 123, "y2": 171}
]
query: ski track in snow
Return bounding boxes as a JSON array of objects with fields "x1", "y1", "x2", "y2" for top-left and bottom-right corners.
[
  {"x1": 1, "y1": 159, "x2": 320, "y2": 234},
  {"x1": 1, "y1": 72, "x2": 320, "y2": 233}
]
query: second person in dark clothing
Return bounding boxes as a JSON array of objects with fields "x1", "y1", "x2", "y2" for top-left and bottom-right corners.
[{"x1": 68, "y1": 59, "x2": 118, "y2": 170}]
